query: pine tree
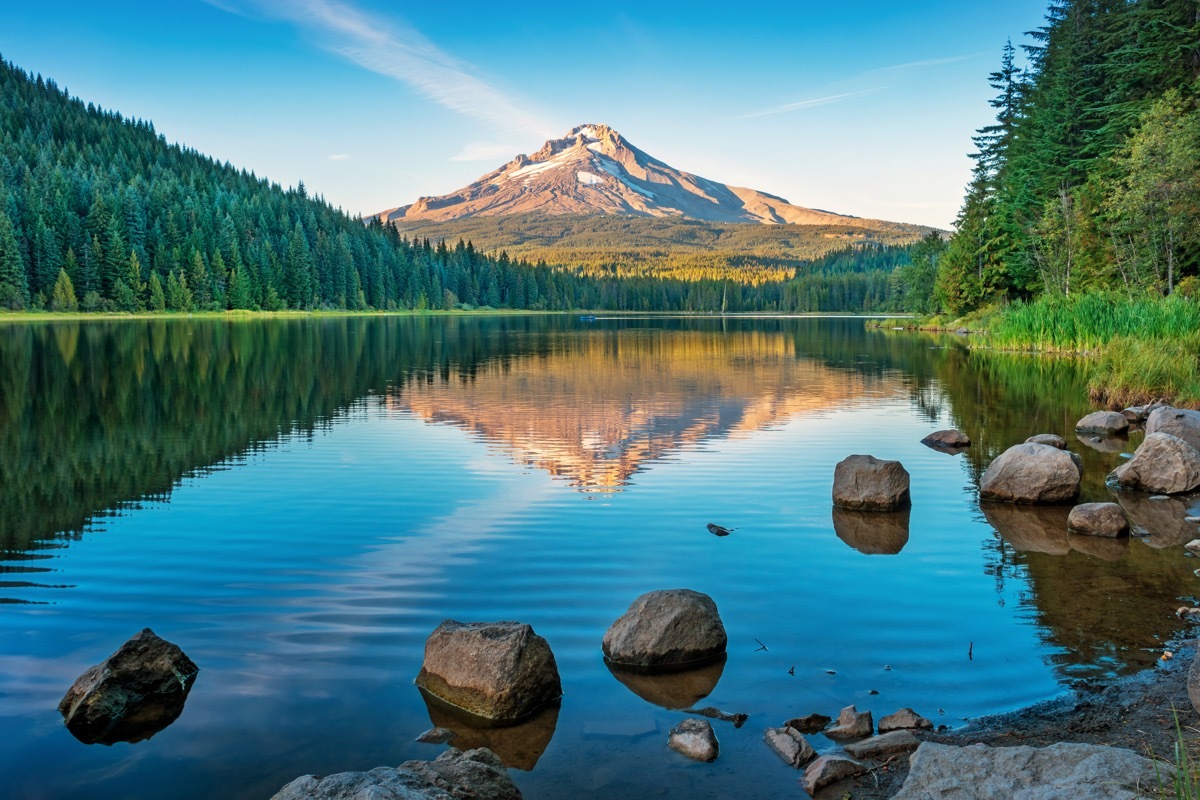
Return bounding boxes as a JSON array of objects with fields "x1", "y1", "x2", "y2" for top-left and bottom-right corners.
[
  {"x1": 49, "y1": 268, "x2": 78, "y2": 311},
  {"x1": 148, "y1": 271, "x2": 165, "y2": 311},
  {"x1": 0, "y1": 208, "x2": 28, "y2": 308}
]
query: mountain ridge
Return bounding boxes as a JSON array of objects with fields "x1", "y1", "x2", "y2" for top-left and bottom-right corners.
[{"x1": 376, "y1": 124, "x2": 907, "y2": 229}]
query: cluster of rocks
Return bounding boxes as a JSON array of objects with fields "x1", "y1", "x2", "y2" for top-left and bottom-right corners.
[{"x1": 763, "y1": 705, "x2": 930, "y2": 795}]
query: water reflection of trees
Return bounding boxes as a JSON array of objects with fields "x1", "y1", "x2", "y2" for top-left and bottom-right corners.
[
  {"x1": 867, "y1": 329, "x2": 1196, "y2": 679},
  {"x1": 4, "y1": 317, "x2": 1196, "y2": 679},
  {"x1": 0, "y1": 316, "x2": 580, "y2": 554}
]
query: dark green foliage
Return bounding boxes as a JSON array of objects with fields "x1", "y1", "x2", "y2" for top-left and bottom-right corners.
[
  {"x1": 0, "y1": 54, "x2": 936, "y2": 314},
  {"x1": 939, "y1": 0, "x2": 1200, "y2": 312}
]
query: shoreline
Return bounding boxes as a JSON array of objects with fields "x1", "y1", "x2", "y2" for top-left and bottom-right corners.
[{"x1": 839, "y1": 638, "x2": 1198, "y2": 798}]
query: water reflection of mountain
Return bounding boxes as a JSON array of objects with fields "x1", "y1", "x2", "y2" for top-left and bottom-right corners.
[
  {"x1": 0, "y1": 316, "x2": 569, "y2": 557},
  {"x1": 391, "y1": 328, "x2": 904, "y2": 492}
]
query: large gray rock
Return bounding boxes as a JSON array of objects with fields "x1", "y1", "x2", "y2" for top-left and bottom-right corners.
[
  {"x1": 832, "y1": 454, "x2": 911, "y2": 511},
  {"x1": 1075, "y1": 411, "x2": 1130, "y2": 435},
  {"x1": 415, "y1": 621, "x2": 561, "y2": 722},
  {"x1": 1147, "y1": 406, "x2": 1200, "y2": 449},
  {"x1": 270, "y1": 748, "x2": 521, "y2": 800},
  {"x1": 764, "y1": 726, "x2": 816, "y2": 768},
  {"x1": 844, "y1": 730, "x2": 920, "y2": 759},
  {"x1": 979, "y1": 443, "x2": 1081, "y2": 504},
  {"x1": 403, "y1": 747, "x2": 522, "y2": 799},
  {"x1": 1109, "y1": 432, "x2": 1200, "y2": 495},
  {"x1": 878, "y1": 707, "x2": 933, "y2": 733},
  {"x1": 893, "y1": 741, "x2": 1170, "y2": 799},
  {"x1": 58, "y1": 628, "x2": 199, "y2": 745},
  {"x1": 668, "y1": 718, "x2": 719, "y2": 762},
  {"x1": 921, "y1": 429, "x2": 971, "y2": 450},
  {"x1": 802, "y1": 754, "x2": 867, "y2": 796},
  {"x1": 824, "y1": 705, "x2": 873, "y2": 740},
  {"x1": 602, "y1": 589, "x2": 727, "y2": 670},
  {"x1": 1066, "y1": 502, "x2": 1129, "y2": 537}
]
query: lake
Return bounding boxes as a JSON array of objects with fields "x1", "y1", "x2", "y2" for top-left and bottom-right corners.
[{"x1": 1, "y1": 315, "x2": 1196, "y2": 799}]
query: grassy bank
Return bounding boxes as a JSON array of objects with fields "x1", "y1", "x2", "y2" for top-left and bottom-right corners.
[{"x1": 980, "y1": 294, "x2": 1200, "y2": 408}]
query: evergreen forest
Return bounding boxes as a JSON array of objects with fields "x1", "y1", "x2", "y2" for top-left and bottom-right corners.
[
  {"x1": 932, "y1": 0, "x2": 1200, "y2": 314},
  {"x1": 0, "y1": 56, "x2": 925, "y2": 315}
]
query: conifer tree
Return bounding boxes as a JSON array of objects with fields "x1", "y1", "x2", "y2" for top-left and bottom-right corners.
[{"x1": 49, "y1": 268, "x2": 78, "y2": 311}]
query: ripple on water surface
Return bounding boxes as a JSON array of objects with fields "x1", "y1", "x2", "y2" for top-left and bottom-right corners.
[{"x1": 0, "y1": 315, "x2": 1195, "y2": 800}]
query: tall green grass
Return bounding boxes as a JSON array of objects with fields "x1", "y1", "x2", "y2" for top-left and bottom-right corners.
[
  {"x1": 1089, "y1": 333, "x2": 1200, "y2": 407},
  {"x1": 987, "y1": 293, "x2": 1200, "y2": 353},
  {"x1": 980, "y1": 293, "x2": 1200, "y2": 407}
]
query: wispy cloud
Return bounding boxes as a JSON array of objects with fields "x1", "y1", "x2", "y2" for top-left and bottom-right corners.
[
  {"x1": 329, "y1": 153, "x2": 350, "y2": 161},
  {"x1": 874, "y1": 53, "x2": 982, "y2": 72},
  {"x1": 450, "y1": 141, "x2": 520, "y2": 162},
  {"x1": 733, "y1": 87, "x2": 888, "y2": 120},
  {"x1": 203, "y1": 0, "x2": 554, "y2": 137}
]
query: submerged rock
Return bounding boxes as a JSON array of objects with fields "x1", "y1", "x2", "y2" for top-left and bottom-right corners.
[
  {"x1": 824, "y1": 705, "x2": 873, "y2": 740},
  {"x1": 415, "y1": 620, "x2": 561, "y2": 722},
  {"x1": 893, "y1": 741, "x2": 1169, "y2": 800},
  {"x1": 270, "y1": 747, "x2": 522, "y2": 800},
  {"x1": 58, "y1": 628, "x2": 199, "y2": 745},
  {"x1": 979, "y1": 443, "x2": 1081, "y2": 504},
  {"x1": 668, "y1": 718, "x2": 719, "y2": 762},
  {"x1": 1075, "y1": 411, "x2": 1130, "y2": 436},
  {"x1": 878, "y1": 707, "x2": 933, "y2": 733},
  {"x1": 764, "y1": 726, "x2": 816, "y2": 768},
  {"x1": 1109, "y1": 433, "x2": 1200, "y2": 495},
  {"x1": 921, "y1": 429, "x2": 971, "y2": 450},
  {"x1": 785, "y1": 713, "x2": 832, "y2": 733},
  {"x1": 1067, "y1": 502, "x2": 1129, "y2": 538},
  {"x1": 832, "y1": 454, "x2": 911, "y2": 511},
  {"x1": 602, "y1": 589, "x2": 727, "y2": 671},
  {"x1": 684, "y1": 706, "x2": 748, "y2": 727},
  {"x1": 802, "y1": 754, "x2": 867, "y2": 796}
]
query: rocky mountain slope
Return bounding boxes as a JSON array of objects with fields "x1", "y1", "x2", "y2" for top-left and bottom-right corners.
[{"x1": 377, "y1": 124, "x2": 899, "y2": 229}]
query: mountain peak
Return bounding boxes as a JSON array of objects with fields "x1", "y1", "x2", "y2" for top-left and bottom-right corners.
[{"x1": 378, "y1": 126, "x2": 884, "y2": 228}]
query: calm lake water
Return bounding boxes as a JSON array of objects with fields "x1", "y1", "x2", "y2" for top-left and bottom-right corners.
[{"x1": 2, "y1": 315, "x2": 1198, "y2": 799}]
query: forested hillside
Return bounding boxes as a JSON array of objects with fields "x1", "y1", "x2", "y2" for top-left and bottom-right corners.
[
  {"x1": 0, "y1": 55, "x2": 923, "y2": 314},
  {"x1": 935, "y1": 0, "x2": 1200, "y2": 314},
  {"x1": 394, "y1": 212, "x2": 932, "y2": 285}
]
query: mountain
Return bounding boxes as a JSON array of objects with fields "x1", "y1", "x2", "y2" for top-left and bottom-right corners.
[{"x1": 377, "y1": 124, "x2": 902, "y2": 229}]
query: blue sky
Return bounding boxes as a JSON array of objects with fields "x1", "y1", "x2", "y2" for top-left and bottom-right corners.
[{"x1": 0, "y1": 1, "x2": 1048, "y2": 228}]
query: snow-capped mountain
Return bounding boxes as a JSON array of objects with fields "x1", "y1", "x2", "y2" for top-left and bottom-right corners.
[{"x1": 377, "y1": 124, "x2": 881, "y2": 227}]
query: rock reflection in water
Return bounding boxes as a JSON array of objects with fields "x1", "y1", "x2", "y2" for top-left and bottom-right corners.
[
  {"x1": 1115, "y1": 492, "x2": 1200, "y2": 548},
  {"x1": 605, "y1": 655, "x2": 726, "y2": 710},
  {"x1": 1075, "y1": 433, "x2": 1129, "y2": 454},
  {"x1": 1066, "y1": 533, "x2": 1128, "y2": 562},
  {"x1": 418, "y1": 688, "x2": 559, "y2": 771},
  {"x1": 982, "y1": 504, "x2": 1073, "y2": 555},
  {"x1": 832, "y1": 507, "x2": 910, "y2": 555}
]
